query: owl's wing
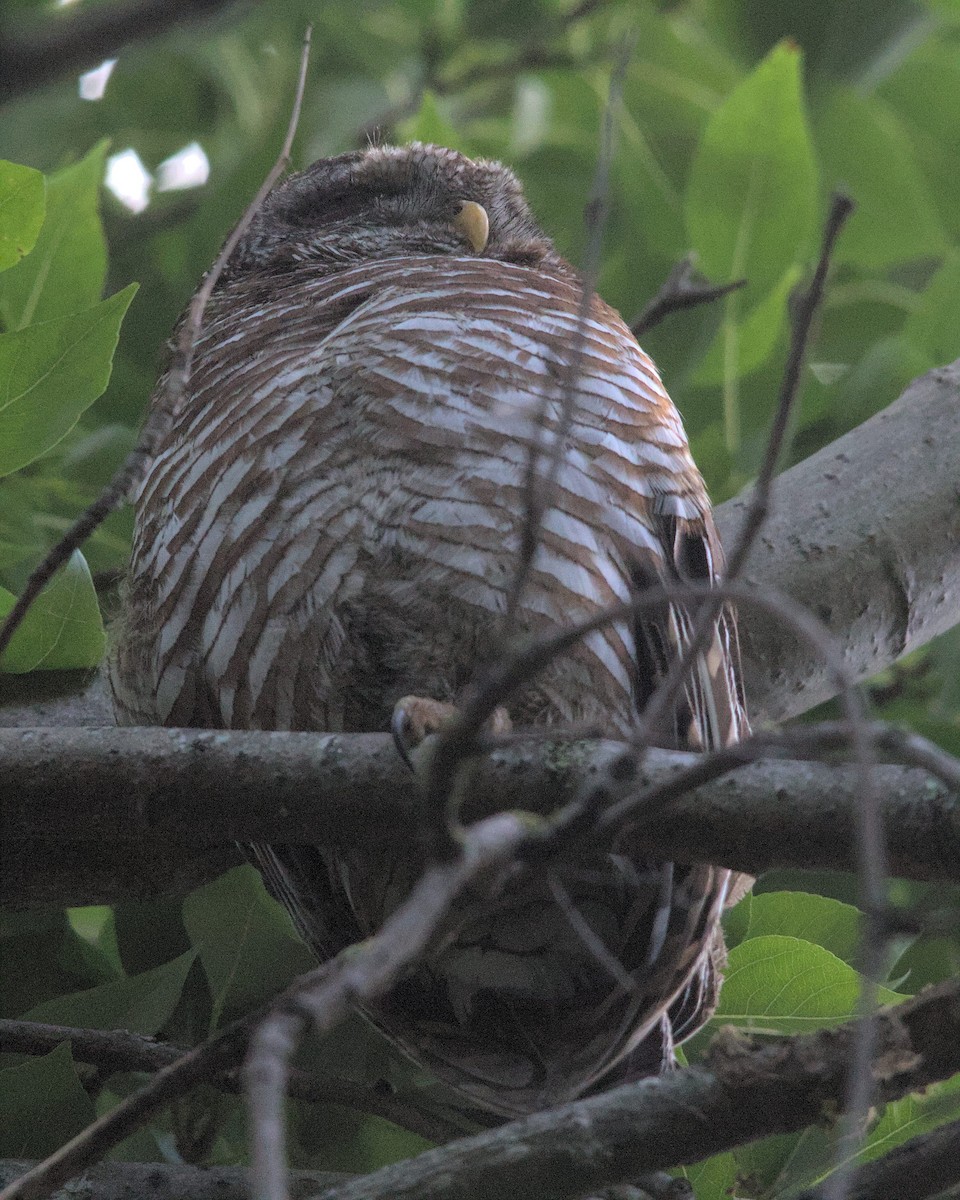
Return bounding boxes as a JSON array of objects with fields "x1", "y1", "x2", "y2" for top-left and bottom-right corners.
[{"x1": 630, "y1": 507, "x2": 747, "y2": 752}]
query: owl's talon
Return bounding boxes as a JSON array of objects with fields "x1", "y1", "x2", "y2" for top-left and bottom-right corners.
[
  {"x1": 391, "y1": 695, "x2": 512, "y2": 769},
  {"x1": 391, "y1": 704, "x2": 415, "y2": 770},
  {"x1": 391, "y1": 695, "x2": 460, "y2": 770}
]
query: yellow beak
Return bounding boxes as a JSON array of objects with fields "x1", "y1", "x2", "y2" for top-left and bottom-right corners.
[{"x1": 453, "y1": 200, "x2": 490, "y2": 253}]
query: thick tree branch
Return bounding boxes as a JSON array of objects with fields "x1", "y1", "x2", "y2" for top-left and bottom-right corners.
[
  {"x1": 718, "y1": 358, "x2": 960, "y2": 722},
  {"x1": 0, "y1": 1160, "x2": 342, "y2": 1200},
  {"x1": 0, "y1": 0, "x2": 255, "y2": 105},
  {"x1": 2, "y1": 726, "x2": 958, "y2": 907},
  {"x1": 295, "y1": 981, "x2": 960, "y2": 1200}
]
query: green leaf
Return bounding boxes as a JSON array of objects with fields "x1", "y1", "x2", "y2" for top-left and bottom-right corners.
[
  {"x1": 0, "y1": 1043, "x2": 96, "y2": 1157},
  {"x1": 762, "y1": 1076, "x2": 960, "y2": 1196},
  {"x1": 0, "y1": 550, "x2": 105, "y2": 673},
  {"x1": 0, "y1": 142, "x2": 109, "y2": 329},
  {"x1": 183, "y1": 865, "x2": 316, "y2": 1028},
  {"x1": 889, "y1": 935, "x2": 959, "y2": 993},
  {"x1": 710, "y1": 936, "x2": 907, "y2": 1034},
  {"x1": 879, "y1": 41, "x2": 960, "y2": 241},
  {"x1": 692, "y1": 265, "x2": 801, "y2": 384},
  {"x1": 734, "y1": 1124, "x2": 834, "y2": 1200},
  {"x1": 676, "y1": 1151, "x2": 740, "y2": 1198},
  {"x1": 723, "y1": 891, "x2": 865, "y2": 965},
  {"x1": 903, "y1": 249, "x2": 960, "y2": 366},
  {"x1": 22, "y1": 947, "x2": 197, "y2": 1035},
  {"x1": 67, "y1": 906, "x2": 124, "y2": 983},
  {"x1": 0, "y1": 282, "x2": 137, "y2": 476},
  {"x1": 816, "y1": 88, "x2": 946, "y2": 269},
  {"x1": 855, "y1": 1074, "x2": 960, "y2": 1169},
  {"x1": 398, "y1": 92, "x2": 464, "y2": 151},
  {"x1": 0, "y1": 161, "x2": 45, "y2": 274},
  {"x1": 686, "y1": 42, "x2": 817, "y2": 300}
]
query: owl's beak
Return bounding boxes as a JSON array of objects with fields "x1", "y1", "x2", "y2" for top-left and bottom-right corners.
[{"x1": 453, "y1": 201, "x2": 490, "y2": 253}]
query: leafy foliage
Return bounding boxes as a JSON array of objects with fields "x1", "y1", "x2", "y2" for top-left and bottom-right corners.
[{"x1": 1, "y1": 0, "x2": 959, "y2": 1192}]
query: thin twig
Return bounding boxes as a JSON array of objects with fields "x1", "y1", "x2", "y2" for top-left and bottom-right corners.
[
  {"x1": 0, "y1": 1018, "x2": 463, "y2": 1146},
  {"x1": 0, "y1": 1020, "x2": 249, "y2": 1200},
  {"x1": 629, "y1": 255, "x2": 746, "y2": 338},
  {"x1": 244, "y1": 813, "x2": 529, "y2": 1200},
  {"x1": 725, "y1": 192, "x2": 856, "y2": 581},
  {"x1": 425, "y1": 578, "x2": 870, "y2": 852},
  {"x1": 547, "y1": 873, "x2": 637, "y2": 992},
  {"x1": 501, "y1": 31, "x2": 635, "y2": 642},
  {"x1": 634, "y1": 192, "x2": 856, "y2": 750},
  {"x1": 0, "y1": 27, "x2": 312, "y2": 665}
]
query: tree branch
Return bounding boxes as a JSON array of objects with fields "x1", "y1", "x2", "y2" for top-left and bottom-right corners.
[
  {"x1": 629, "y1": 255, "x2": 745, "y2": 338},
  {"x1": 717, "y1": 358, "x2": 960, "y2": 722},
  {"x1": 0, "y1": 0, "x2": 255, "y2": 105},
  {"x1": 2, "y1": 725, "x2": 958, "y2": 907},
  {"x1": 800, "y1": 1117, "x2": 960, "y2": 1200},
  {"x1": 0, "y1": 1160, "x2": 343, "y2": 1200},
  {"x1": 295, "y1": 981, "x2": 960, "y2": 1200},
  {"x1": 0, "y1": 1019, "x2": 466, "y2": 1146}
]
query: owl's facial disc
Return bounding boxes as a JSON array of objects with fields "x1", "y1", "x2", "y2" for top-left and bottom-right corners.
[{"x1": 452, "y1": 201, "x2": 489, "y2": 253}]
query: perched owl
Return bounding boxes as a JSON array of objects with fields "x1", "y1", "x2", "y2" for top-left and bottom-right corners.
[{"x1": 110, "y1": 143, "x2": 748, "y2": 1117}]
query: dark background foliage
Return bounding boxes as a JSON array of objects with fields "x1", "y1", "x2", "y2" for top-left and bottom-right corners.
[{"x1": 1, "y1": 0, "x2": 959, "y2": 1193}]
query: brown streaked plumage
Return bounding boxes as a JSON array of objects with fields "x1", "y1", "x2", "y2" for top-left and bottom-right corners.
[{"x1": 110, "y1": 143, "x2": 748, "y2": 1116}]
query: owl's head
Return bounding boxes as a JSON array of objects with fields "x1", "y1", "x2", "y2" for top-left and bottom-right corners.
[{"x1": 222, "y1": 143, "x2": 559, "y2": 282}]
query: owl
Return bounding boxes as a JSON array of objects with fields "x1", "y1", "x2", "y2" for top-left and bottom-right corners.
[{"x1": 110, "y1": 143, "x2": 748, "y2": 1117}]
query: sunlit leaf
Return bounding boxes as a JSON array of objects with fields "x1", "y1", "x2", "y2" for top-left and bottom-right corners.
[
  {"x1": 710, "y1": 936, "x2": 907, "y2": 1034},
  {"x1": 723, "y1": 892, "x2": 865, "y2": 966},
  {"x1": 903, "y1": 248, "x2": 960, "y2": 366},
  {"x1": 855, "y1": 1075, "x2": 960, "y2": 1168},
  {"x1": 692, "y1": 265, "x2": 801, "y2": 384},
  {"x1": 816, "y1": 89, "x2": 946, "y2": 269},
  {"x1": 676, "y1": 1151, "x2": 740, "y2": 1198}
]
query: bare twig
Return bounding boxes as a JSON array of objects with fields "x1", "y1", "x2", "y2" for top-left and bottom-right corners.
[
  {"x1": 0, "y1": 1020, "x2": 249, "y2": 1200},
  {"x1": 629, "y1": 256, "x2": 746, "y2": 338},
  {"x1": 244, "y1": 813, "x2": 529, "y2": 1200},
  {"x1": 6, "y1": 983, "x2": 960, "y2": 1200},
  {"x1": 725, "y1": 192, "x2": 856, "y2": 582},
  {"x1": 634, "y1": 193, "x2": 856, "y2": 750},
  {"x1": 0, "y1": 1018, "x2": 463, "y2": 1146},
  {"x1": 501, "y1": 31, "x2": 635, "y2": 644},
  {"x1": 424, "y1": 578, "x2": 871, "y2": 855},
  {"x1": 0, "y1": 27, "x2": 312, "y2": 666}
]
